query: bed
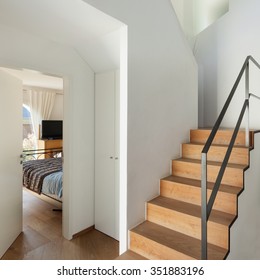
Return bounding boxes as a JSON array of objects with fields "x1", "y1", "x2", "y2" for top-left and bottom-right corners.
[{"x1": 22, "y1": 148, "x2": 63, "y2": 201}]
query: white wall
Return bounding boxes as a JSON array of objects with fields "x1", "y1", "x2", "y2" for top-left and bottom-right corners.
[
  {"x1": 171, "y1": 0, "x2": 229, "y2": 42},
  {"x1": 84, "y1": 29, "x2": 121, "y2": 73},
  {"x1": 227, "y1": 133, "x2": 260, "y2": 259},
  {"x1": 84, "y1": 0, "x2": 198, "y2": 240},
  {"x1": 193, "y1": 0, "x2": 229, "y2": 35},
  {"x1": 50, "y1": 94, "x2": 64, "y2": 120},
  {"x1": 195, "y1": 0, "x2": 260, "y2": 129},
  {"x1": 0, "y1": 23, "x2": 95, "y2": 239},
  {"x1": 170, "y1": 0, "x2": 188, "y2": 36}
]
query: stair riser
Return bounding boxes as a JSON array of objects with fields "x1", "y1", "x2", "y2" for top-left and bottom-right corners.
[
  {"x1": 147, "y1": 204, "x2": 229, "y2": 249},
  {"x1": 182, "y1": 143, "x2": 249, "y2": 165},
  {"x1": 172, "y1": 161, "x2": 244, "y2": 187},
  {"x1": 190, "y1": 130, "x2": 253, "y2": 146},
  {"x1": 129, "y1": 231, "x2": 195, "y2": 260},
  {"x1": 160, "y1": 180, "x2": 237, "y2": 215}
]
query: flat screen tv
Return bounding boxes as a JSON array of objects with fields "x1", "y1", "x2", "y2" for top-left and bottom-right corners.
[{"x1": 41, "y1": 120, "x2": 63, "y2": 140}]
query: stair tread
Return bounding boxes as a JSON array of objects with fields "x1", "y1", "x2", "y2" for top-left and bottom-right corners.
[
  {"x1": 149, "y1": 196, "x2": 235, "y2": 226},
  {"x1": 184, "y1": 142, "x2": 249, "y2": 149},
  {"x1": 182, "y1": 142, "x2": 249, "y2": 165},
  {"x1": 161, "y1": 175, "x2": 242, "y2": 195},
  {"x1": 191, "y1": 128, "x2": 256, "y2": 133},
  {"x1": 193, "y1": 127, "x2": 256, "y2": 131},
  {"x1": 116, "y1": 250, "x2": 148, "y2": 260},
  {"x1": 131, "y1": 221, "x2": 227, "y2": 260},
  {"x1": 174, "y1": 157, "x2": 247, "y2": 169},
  {"x1": 190, "y1": 128, "x2": 255, "y2": 147}
]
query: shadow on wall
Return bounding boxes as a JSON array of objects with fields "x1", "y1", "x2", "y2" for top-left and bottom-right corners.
[{"x1": 194, "y1": 28, "x2": 219, "y2": 128}]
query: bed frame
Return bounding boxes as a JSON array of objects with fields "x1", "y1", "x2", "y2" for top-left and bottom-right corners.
[{"x1": 22, "y1": 147, "x2": 63, "y2": 161}]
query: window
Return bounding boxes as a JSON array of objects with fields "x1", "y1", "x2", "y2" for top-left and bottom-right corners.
[{"x1": 22, "y1": 105, "x2": 36, "y2": 150}]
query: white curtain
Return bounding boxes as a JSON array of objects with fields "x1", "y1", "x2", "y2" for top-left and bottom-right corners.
[{"x1": 28, "y1": 88, "x2": 56, "y2": 141}]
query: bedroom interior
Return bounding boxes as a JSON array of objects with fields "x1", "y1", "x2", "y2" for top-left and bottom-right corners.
[
  {"x1": 0, "y1": 67, "x2": 67, "y2": 249},
  {"x1": 17, "y1": 68, "x2": 64, "y2": 204},
  {"x1": 0, "y1": 67, "x2": 121, "y2": 259},
  {"x1": 0, "y1": 63, "x2": 121, "y2": 259},
  {"x1": 0, "y1": 67, "x2": 117, "y2": 259}
]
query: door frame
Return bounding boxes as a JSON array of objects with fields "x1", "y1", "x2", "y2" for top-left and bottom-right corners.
[{"x1": 0, "y1": 24, "x2": 128, "y2": 255}]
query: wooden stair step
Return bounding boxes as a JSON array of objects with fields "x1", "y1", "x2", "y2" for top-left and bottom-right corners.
[
  {"x1": 147, "y1": 196, "x2": 235, "y2": 248},
  {"x1": 130, "y1": 221, "x2": 228, "y2": 260},
  {"x1": 190, "y1": 128, "x2": 254, "y2": 146},
  {"x1": 190, "y1": 128, "x2": 254, "y2": 147},
  {"x1": 172, "y1": 158, "x2": 247, "y2": 187},
  {"x1": 148, "y1": 196, "x2": 235, "y2": 225},
  {"x1": 160, "y1": 175, "x2": 242, "y2": 214},
  {"x1": 182, "y1": 142, "x2": 249, "y2": 165},
  {"x1": 115, "y1": 250, "x2": 147, "y2": 260}
]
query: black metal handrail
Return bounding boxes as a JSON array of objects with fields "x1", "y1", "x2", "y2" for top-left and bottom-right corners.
[
  {"x1": 201, "y1": 55, "x2": 260, "y2": 260},
  {"x1": 250, "y1": 93, "x2": 260, "y2": 100}
]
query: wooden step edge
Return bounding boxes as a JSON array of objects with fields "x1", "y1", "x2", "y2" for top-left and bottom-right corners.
[
  {"x1": 173, "y1": 157, "x2": 248, "y2": 170},
  {"x1": 189, "y1": 143, "x2": 253, "y2": 151},
  {"x1": 247, "y1": 129, "x2": 260, "y2": 149},
  {"x1": 190, "y1": 129, "x2": 255, "y2": 146},
  {"x1": 160, "y1": 175, "x2": 243, "y2": 195},
  {"x1": 160, "y1": 175, "x2": 241, "y2": 215},
  {"x1": 181, "y1": 143, "x2": 249, "y2": 166},
  {"x1": 191, "y1": 127, "x2": 257, "y2": 131},
  {"x1": 115, "y1": 250, "x2": 148, "y2": 260},
  {"x1": 183, "y1": 142, "x2": 250, "y2": 149},
  {"x1": 130, "y1": 221, "x2": 228, "y2": 260},
  {"x1": 190, "y1": 128, "x2": 256, "y2": 134},
  {"x1": 148, "y1": 196, "x2": 236, "y2": 227}
]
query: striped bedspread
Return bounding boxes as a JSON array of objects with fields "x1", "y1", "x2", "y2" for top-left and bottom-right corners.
[{"x1": 23, "y1": 158, "x2": 62, "y2": 194}]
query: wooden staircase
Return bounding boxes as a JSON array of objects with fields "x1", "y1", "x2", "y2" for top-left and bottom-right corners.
[{"x1": 118, "y1": 128, "x2": 254, "y2": 260}]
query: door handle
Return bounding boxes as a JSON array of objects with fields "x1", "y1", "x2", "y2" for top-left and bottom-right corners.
[{"x1": 20, "y1": 154, "x2": 24, "y2": 164}]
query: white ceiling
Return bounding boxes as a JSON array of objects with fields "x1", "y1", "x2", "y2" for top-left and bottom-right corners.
[
  {"x1": 0, "y1": 67, "x2": 64, "y2": 90},
  {"x1": 0, "y1": 0, "x2": 124, "y2": 73}
]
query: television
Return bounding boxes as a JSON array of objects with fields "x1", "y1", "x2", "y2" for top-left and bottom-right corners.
[{"x1": 41, "y1": 120, "x2": 63, "y2": 140}]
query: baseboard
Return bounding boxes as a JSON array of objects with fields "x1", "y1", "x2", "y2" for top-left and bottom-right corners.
[{"x1": 72, "y1": 225, "x2": 95, "y2": 239}]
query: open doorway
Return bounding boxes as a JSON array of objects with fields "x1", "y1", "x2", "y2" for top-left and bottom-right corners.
[
  {"x1": 0, "y1": 65, "x2": 121, "y2": 260},
  {"x1": 1, "y1": 66, "x2": 65, "y2": 247}
]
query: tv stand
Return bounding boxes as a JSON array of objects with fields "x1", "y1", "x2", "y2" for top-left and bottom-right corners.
[{"x1": 38, "y1": 139, "x2": 63, "y2": 159}]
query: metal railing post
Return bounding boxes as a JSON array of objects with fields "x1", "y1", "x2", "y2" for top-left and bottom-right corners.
[
  {"x1": 201, "y1": 152, "x2": 207, "y2": 260},
  {"x1": 245, "y1": 62, "x2": 250, "y2": 147}
]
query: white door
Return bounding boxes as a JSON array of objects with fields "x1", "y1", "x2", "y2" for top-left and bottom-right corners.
[
  {"x1": 95, "y1": 71, "x2": 119, "y2": 240},
  {"x1": 0, "y1": 69, "x2": 23, "y2": 257}
]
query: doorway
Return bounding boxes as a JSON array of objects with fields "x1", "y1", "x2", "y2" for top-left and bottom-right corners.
[{"x1": 0, "y1": 66, "x2": 64, "y2": 245}]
